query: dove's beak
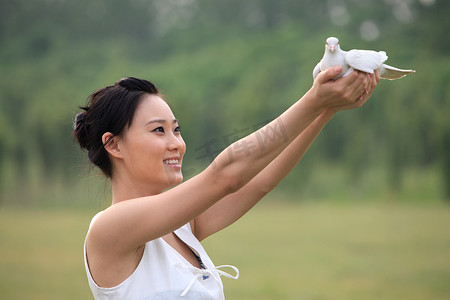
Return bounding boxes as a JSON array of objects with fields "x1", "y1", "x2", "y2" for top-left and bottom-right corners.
[{"x1": 330, "y1": 45, "x2": 335, "y2": 52}]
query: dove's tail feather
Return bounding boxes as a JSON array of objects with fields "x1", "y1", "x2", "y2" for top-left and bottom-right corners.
[{"x1": 379, "y1": 64, "x2": 415, "y2": 80}]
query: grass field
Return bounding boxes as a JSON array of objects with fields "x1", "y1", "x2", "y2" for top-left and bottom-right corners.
[{"x1": 1, "y1": 201, "x2": 449, "y2": 299}]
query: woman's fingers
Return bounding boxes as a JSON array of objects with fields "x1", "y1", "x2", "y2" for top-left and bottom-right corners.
[
  {"x1": 359, "y1": 71, "x2": 380, "y2": 104},
  {"x1": 343, "y1": 71, "x2": 366, "y2": 102},
  {"x1": 358, "y1": 73, "x2": 371, "y2": 103},
  {"x1": 366, "y1": 70, "x2": 380, "y2": 95},
  {"x1": 315, "y1": 65, "x2": 343, "y2": 84},
  {"x1": 375, "y1": 69, "x2": 381, "y2": 82},
  {"x1": 366, "y1": 73, "x2": 373, "y2": 95}
]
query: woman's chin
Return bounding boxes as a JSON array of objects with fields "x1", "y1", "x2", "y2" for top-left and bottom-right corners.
[{"x1": 167, "y1": 173, "x2": 183, "y2": 187}]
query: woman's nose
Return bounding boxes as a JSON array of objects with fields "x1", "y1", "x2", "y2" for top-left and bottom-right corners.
[{"x1": 168, "y1": 133, "x2": 185, "y2": 151}]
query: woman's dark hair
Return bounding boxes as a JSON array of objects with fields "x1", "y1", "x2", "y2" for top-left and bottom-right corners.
[{"x1": 73, "y1": 77, "x2": 159, "y2": 178}]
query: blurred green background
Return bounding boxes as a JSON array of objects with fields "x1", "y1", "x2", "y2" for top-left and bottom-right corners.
[{"x1": 0, "y1": 0, "x2": 449, "y2": 299}]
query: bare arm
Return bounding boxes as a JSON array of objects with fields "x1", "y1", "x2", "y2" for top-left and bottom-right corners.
[
  {"x1": 87, "y1": 67, "x2": 369, "y2": 261},
  {"x1": 192, "y1": 109, "x2": 336, "y2": 240},
  {"x1": 193, "y1": 70, "x2": 381, "y2": 241}
]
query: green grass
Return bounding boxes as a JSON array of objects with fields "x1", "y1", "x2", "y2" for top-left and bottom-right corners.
[
  {"x1": 1, "y1": 201, "x2": 449, "y2": 299},
  {"x1": 206, "y1": 201, "x2": 450, "y2": 300},
  {"x1": 0, "y1": 209, "x2": 94, "y2": 299}
]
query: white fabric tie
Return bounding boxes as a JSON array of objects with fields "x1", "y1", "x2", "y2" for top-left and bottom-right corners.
[{"x1": 175, "y1": 263, "x2": 239, "y2": 297}]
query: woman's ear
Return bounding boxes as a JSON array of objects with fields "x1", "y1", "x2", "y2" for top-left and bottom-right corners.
[{"x1": 102, "y1": 132, "x2": 123, "y2": 159}]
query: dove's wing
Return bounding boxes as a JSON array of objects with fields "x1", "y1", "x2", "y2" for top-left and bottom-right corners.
[
  {"x1": 345, "y1": 50, "x2": 388, "y2": 74},
  {"x1": 313, "y1": 61, "x2": 322, "y2": 79},
  {"x1": 379, "y1": 64, "x2": 416, "y2": 80}
]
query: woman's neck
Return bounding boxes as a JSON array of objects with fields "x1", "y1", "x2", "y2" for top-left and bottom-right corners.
[{"x1": 110, "y1": 174, "x2": 164, "y2": 205}]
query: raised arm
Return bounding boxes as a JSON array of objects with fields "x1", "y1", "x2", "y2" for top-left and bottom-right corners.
[
  {"x1": 192, "y1": 70, "x2": 380, "y2": 241},
  {"x1": 191, "y1": 109, "x2": 334, "y2": 240},
  {"x1": 87, "y1": 67, "x2": 369, "y2": 260}
]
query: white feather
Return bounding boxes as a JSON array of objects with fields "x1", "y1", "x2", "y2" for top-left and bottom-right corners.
[{"x1": 345, "y1": 50, "x2": 388, "y2": 74}]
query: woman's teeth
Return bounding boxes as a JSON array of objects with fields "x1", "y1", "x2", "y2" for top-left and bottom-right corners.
[{"x1": 163, "y1": 159, "x2": 179, "y2": 165}]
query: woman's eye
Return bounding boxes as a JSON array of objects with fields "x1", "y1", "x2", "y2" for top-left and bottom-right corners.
[
  {"x1": 153, "y1": 126, "x2": 165, "y2": 133},
  {"x1": 174, "y1": 126, "x2": 181, "y2": 133}
]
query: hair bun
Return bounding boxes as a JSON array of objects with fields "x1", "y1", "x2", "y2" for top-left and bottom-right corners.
[{"x1": 73, "y1": 109, "x2": 90, "y2": 149}]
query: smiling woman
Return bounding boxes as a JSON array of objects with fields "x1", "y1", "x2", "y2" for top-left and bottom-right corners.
[{"x1": 73, "y1": 70, "x2": 379, "y2": 299}]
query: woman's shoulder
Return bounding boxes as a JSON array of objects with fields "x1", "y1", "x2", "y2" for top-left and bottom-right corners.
[{"x1": 87, "y1": 210, "x2": 105, "y2": 231}]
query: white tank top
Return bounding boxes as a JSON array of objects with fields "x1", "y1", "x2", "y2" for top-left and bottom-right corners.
[{"x1": 84, "y1": 212, "x2": 239, "y2": 299}]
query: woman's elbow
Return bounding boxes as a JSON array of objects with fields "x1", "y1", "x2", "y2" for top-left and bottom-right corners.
[
  {"x1": 207, "y1": 165, "x2": 246, "y2": 194},
  {"x1": 258, "y1": 181, "x2": 278, "y2": 195}
]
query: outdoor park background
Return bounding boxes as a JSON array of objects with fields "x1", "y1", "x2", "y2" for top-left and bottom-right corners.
[{"x1": 0, "y1": 0, "x2": 449, "y2": 299}]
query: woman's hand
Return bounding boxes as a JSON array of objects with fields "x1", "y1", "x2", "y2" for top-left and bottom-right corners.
[
  {"x1": 327, "y1": 69, "x2": 381, "y2": 113},
  {"x1": 305, "y1": 66, "x2": 379, "y2": 112}
]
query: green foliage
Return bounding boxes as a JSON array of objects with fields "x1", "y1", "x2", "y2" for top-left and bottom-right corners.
[{"x1": 0, "y1": 0, "x2": 449, "y2": 205}]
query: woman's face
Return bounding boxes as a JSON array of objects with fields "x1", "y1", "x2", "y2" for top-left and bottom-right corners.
[{"x1": 118, "y1": 94, "x2": 186, "y2": 193}]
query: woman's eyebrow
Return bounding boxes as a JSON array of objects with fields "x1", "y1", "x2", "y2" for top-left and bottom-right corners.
[{"x1": 145, "y1": 119, "x2": 178, "y2": 126}]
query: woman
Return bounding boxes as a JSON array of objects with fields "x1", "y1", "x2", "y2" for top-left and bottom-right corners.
[{"x1": 74, "y1": 66, "x2": 380, "y2": 299}]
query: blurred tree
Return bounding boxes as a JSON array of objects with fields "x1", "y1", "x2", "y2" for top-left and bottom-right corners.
[{"x1": 0, "y1": 0, "x2": 448, "y2": 204}]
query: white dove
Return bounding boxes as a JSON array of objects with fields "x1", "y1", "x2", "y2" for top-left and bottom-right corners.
[{"x1": 313, "y1": 37, "x2": 415, "y2": 80}]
